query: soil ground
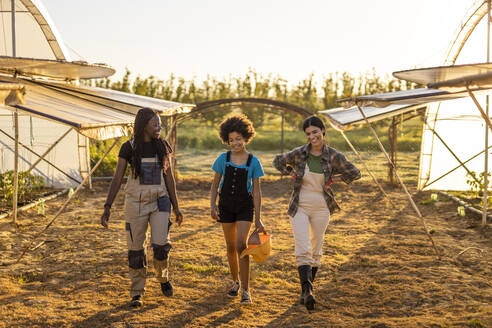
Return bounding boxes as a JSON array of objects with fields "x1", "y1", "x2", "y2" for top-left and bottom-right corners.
[{"x1": 0, "y1": 169, "x2": 491, "y2": 327}]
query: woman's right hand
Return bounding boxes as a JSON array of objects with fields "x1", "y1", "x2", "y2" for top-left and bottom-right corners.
[
  {"x1": 211, "y1": 204, "x2": 220, "y2": 221},
  {"x1": 101, "y1": 207, "x2": 110, "y2": 228}
]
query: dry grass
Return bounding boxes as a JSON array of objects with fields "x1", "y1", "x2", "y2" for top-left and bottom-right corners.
[{"x1": 0, "y1": 152, "x2": 491, "y2": 328}]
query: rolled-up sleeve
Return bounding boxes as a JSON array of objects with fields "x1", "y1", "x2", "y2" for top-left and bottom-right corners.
[
  {"x1": 273, "y1": 149, "x2": 297, "y2": 175},
  {"x1": 332, "y1": 151, "x2": 361, "y2": 184}
]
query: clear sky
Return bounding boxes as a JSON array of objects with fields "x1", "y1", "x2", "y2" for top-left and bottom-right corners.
[{"x1": 42, "y1": 0, "x2": 487, "y2": 83}]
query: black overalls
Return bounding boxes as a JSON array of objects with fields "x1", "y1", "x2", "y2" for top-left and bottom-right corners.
[{"x1": 218, "y1": 151, "x2": 254, "y2": 223}]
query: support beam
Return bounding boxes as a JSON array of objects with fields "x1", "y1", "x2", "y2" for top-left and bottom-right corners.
[
  {"x1": 11, "y1": 0, "x2": 15, "y2": 57},
  {"x1": 388, "y1": 116, "x2": 398, "y2": 184},
  {"x1": 280, "y1": 112, "x2": 285, "y2": 154},
  {"x1": 27, "y1": 128, "x2": 72, "y2": 172},
  {"x1": 467, "y1": 87, "x2": 492, "y2": 133},
  {"x1": 483, "y1": 0, "x2": 490, "y2": 227},
  {"x1": 340, "y1": 130, "x2": 396, "y2": 208},
  {"x1": 12, "y1": 110, "x2": 18, "y2": 225},
  {"x1": 355, "y1": 103, "x2": 440, "y2": 259},
  {"x1": 0, "y1": 128, "x2": 81, "y2": 184},
  {"x1": 423, "y1": 120, "x2": 481, "y2": 186},
  {"x1": 424, "y1": 146, "x2": 492, "y2": 189},
  {"x1": 16, "y1": 137, "x2": 121, "y2": 263}
]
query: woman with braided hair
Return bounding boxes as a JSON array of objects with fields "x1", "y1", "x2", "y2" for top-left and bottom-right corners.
[{"x1": 101, "y1": 107, "x2": 183, "y2": 307}]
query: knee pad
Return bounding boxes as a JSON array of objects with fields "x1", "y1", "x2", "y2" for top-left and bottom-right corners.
[
  {"x1": 128, "y1": 249, "x2": 146, "y2": 269},
  {"x1": 152, "y1": 243, "x2": 172, "y2": 261}
]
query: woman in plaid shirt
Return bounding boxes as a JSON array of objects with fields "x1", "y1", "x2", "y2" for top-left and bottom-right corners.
[{"x1": 273, "y1": 116, "x2": 360, "y2": 310}]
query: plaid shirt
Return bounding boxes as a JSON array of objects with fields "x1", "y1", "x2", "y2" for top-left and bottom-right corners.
[{"x1": 273, "y1": 143, "x2": 361, "y2": 216}]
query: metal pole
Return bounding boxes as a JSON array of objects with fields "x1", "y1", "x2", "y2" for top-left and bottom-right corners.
[
  {"x1": 355, "y1": 103, "x2": 440, "y2": 259},
  {"x1": 11, "y1": 0, "x2": 15, "y2": 57},
  {"x1": 483, "y1": 0, "x2": 490, "y2": 227},
  {"x1": 12, "y1": 110, "x2": 18, "y2": 224},
  {"x1": 27, "y1": 128, "x2": 72, "y2": 172},
  {"x1": 280, "y1": 112, "x2": 284, "y2": 153},
  {"x1": 0, "y1": 128, "x2": 82, "y2": 184},
  {"x1": 340, "y1": 130, "x2": 396, "y2": 208},
  {"x1": 16, "y1": 137, "x2": 121, "y2": 263}
]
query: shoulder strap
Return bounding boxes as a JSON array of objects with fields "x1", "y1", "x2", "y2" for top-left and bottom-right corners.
[
  {"x1": 226, "y1": 151, "x2": 231, "y2": 163},
  {"x1": 246, "y1": 154, "x2": 253, "y2": 167},
  {"x1": 130, "y1": 138, "x2": 135, "y2": 147}
]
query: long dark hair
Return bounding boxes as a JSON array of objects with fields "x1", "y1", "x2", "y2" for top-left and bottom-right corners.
[{"x1": 131, "y1": 108, "x2": 172, "y2": 178}]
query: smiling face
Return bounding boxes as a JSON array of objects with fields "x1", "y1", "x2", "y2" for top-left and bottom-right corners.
[
  {"x1": 144, "y1": 115, "x2": 162, "y2": 140},
  {"x1": 304, "y1": 125, "x2": 325, "y2": 147},
  {"x1": 228, "y1": 131, "x2": 246, "y2": 152}
]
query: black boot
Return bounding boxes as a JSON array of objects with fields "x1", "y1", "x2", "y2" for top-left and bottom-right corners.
[
  {"x1": 298, "y1": 265, "x2": 315, "y2": 310},
  {"x1": 311, "y1": 267, "x2": 318, "y2": 283}
]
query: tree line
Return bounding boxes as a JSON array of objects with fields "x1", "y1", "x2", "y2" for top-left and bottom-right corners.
[{"x1": 84, "y1": 69, "x2": 419, "y2": 128}]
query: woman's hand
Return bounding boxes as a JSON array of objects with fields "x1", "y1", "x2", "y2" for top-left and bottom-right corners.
[
  {"x1": 101, "y1": 207, "x2": 110, "y2": 228},
  {"x1": 173, "y1": 208, "x2": 184, "y2": 226},
  {"x1": 211, "y1": 204, "x2": 220, "y2": 221},
  {"x1": 324, "y1": 176, "x2": 343, "y2": 192},
  {"x1": 255, "y1": 218, "x2": 266, "y2": 234}
]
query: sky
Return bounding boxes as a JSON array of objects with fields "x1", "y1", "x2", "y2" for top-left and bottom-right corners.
[{"x1": 40, "y1": 0, "x2": 488, "y2": 84}]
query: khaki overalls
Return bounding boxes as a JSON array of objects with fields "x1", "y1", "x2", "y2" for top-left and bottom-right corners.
[
  {"x1": 124, "y1": 156, "x2": 172, "y2": 297},
  {"x1": 289, "y1": 164, "x2": 330, "y2": 267}
]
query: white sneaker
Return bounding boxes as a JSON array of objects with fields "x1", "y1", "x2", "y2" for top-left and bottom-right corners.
[
  {"x1": 227, "y1": 281, "x2": 240, "y2": 297},
  {"x1": 240, "y1": 288, "x2": 252, "y2": 305}
]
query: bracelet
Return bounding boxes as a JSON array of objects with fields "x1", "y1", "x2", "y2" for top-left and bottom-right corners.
[{"x1": 104, "y1": 203, "x2": 112, "y2": 209}]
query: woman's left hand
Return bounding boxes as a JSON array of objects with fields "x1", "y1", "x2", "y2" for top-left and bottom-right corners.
[
  {"x1": 255, "y1": 218, "x2": 267, "y2": 234},
  {"x1": 173, "y1": 208, "x2": 184, "y2": 226}
]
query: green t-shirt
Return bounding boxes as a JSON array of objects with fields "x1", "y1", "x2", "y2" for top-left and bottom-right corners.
[{"x1": 307, "y1": 153, "x2": 323, "y2": 174}]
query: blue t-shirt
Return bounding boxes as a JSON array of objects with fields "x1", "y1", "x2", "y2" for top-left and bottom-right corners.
[{"x1": 212, "y1": 152, "x2": 264, "y2": 193}]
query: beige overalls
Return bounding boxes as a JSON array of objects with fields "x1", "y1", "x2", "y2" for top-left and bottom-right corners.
[
  {"x1": 289, "y1": 164, "x2": 331, "y2": 267},
  {"x1": 124, "y1": 156, "x2": 172, "y2": 297}
]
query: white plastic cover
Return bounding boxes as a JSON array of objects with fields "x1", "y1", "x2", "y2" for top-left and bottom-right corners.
[
  {"x1": 0, "y1": 107, "x2": 81, "y2": 188},
  {"x1": 0, "y1": 0, "x2": 69, "y2": 60},
  {"x1": 418, "y1": 1, "x2": 492, "y2": 191}
]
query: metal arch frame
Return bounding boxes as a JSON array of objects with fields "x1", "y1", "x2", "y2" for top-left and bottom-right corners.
[
  {"x1": 181, "y1": 98, "x2": 313, "y2": 119},
  {"x1": 18, "y1": 0, "x2": 71, "y2": 60}
]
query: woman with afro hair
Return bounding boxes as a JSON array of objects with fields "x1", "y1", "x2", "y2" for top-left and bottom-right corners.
[{"x1": 210, "y1": 114, "x2": 266, "y2": 305}]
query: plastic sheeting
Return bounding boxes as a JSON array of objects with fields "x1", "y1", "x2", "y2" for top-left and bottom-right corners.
[
  {"x1": 0, "y1": 0, "x2": 69, "y2": 60},
  {"x1": 0, "y1": 76, "x2": 134, "y2": 140},
  {"x1": 0, "y1": 56, "x2": 115, "y2": 80},
  {"x1": 394, "y1": 62, "x2": 492, "y2": 86},
  {"x1": 337, "y1": 87, "x2": 488, "y2": 109},
  {"x1": 319, "y1": 104, "x2": 425, "y2": 131},
  {"x1": 37, "y1": 80, "x2": 194, "y2": 115},
  {"x1": 0, "y1": 107, "x2": 81, "y2": 188}
]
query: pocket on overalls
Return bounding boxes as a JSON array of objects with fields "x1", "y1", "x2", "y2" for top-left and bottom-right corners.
[
  {"x1": 157, "y1": 196, "x2": 171, "y2": 212},
  {"x1": 124, "y1": 195, "x2": 141, "y2": 218}
]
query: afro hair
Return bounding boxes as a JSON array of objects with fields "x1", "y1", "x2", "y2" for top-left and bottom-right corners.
[{"x1": 219, "y1": 114, "x2": 256, "y2": 144}]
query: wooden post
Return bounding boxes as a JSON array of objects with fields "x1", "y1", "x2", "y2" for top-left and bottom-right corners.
[
  {"x1": 356, "y1": 103, "x2": 440, "y2": 259},
  {"x1": 280, "y1": 112, "x2": 285, "y2": 154},
  {"x1": 12, "y1": 110, "x2": 19, "y2": 225},
  {"x1": 483, "y1": 0, "x2": 490, "y2": 227},
  {"x1": 388, "y1": 117, "x2": 398, "y2": 184}
]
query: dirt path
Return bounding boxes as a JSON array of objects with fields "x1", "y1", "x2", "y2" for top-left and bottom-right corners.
[{"x1": 0, "y1": 178, "x2": 491, "y2": 328}]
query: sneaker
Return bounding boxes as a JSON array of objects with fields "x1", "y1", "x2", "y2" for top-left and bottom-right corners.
[
  {"x1": 130, "y1": 295, "x2": 143, "y2": 307},
  {"x1": 240, "y1": 288, "x2": 252, "y2": 305},
  {"x1": 227, "y1": 281, "x2": 240, "y2": 297},
  {"x1": 161, "y1": 281, "x2": 173, "y2": 297}
]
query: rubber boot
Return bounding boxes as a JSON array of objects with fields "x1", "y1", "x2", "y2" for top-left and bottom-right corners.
[
  {"x1": 311, "y1": 267, "x2": 318, "y2": 285},
  {"x1": 298, "y1": 265, "x2": 315, "y2": 310}
]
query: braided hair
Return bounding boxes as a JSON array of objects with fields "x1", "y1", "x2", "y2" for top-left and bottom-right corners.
[{"x1": 131, "y1": 108, "x2": 172, "y2": 178}]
